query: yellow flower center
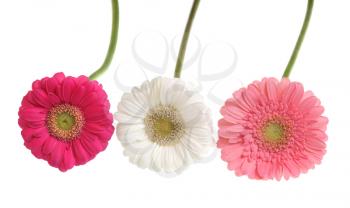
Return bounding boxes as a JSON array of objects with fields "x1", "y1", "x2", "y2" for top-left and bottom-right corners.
[
  {"x1": 144, "y1": 105, "x2": 185, "y2": 146},
  {"x1": 153, "y1": 118, "x2": 175, "y2": 138}
]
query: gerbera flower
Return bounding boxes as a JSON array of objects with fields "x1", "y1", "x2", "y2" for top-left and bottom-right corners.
[
  {"x1": 218, "y1": 0, "x2": 328, "y2": 180},
  {"x1": 18, "y1": 73, "x2": 114, "y2": 171},
  {"x1": 18, "y1": 0, "x2": 119, "y2": 171},
  {"x1": 115, "y1": 0, "x2": 214, "y2": 174},
  {"x1": 116, "y1": 77, "x2": 215, "y2": 173},
  {"x1": 218, "y1": 78, "x2": 328, "y2": 180}
]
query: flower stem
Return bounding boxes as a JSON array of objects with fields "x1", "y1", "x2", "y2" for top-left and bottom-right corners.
[
  {"x1": 282, "y1": 0, "x2": 314, "y2": 78},
  {"x1": 89, "y1": 0, "x2": 119, "y2": 80},
  {"x1": 174, "y1": 0, "x2": 201, "y2": 78}
]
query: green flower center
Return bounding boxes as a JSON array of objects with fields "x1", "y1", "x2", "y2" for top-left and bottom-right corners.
[
  {"x1": 47, "y1": 104, "x2": 85, "y2": 141},
  {"x1": 56, "y1": 112, "x2": 76, "y2": 130},
  {"x1": 263, "y1": 122, "x2": 285, "y2": 143},
  {"x1": 263, "y1": 122, "x2": 284, "y2": 142}
]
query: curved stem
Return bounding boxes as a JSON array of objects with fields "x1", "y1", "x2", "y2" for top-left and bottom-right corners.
[
  {"x1": 89, "y1": 0, "x2": 119, "y2": 80},
  {"x1": 282, "y1": 0, "x2": 314, "y2": 78},
  {"x1": 174, "y1": 0, "x2": 200, "y2": 78}
]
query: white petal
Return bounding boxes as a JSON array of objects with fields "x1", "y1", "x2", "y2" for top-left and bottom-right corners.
[
  {"x1": 164, "y1": 79, "x2": 187, "y2": 106},
  {"x1": 149, "y1": 145, "x2": 163, "y2": 172},
  {"x1": 135, "y1": 146, "x2": 155, "y2": 169},
  {"x1": 117, "y1": 123, "x2": 153, "y2": 153},
  {"x1": 116, "y1": 112, "x2": 144, "y2": 124},
  {"x1": 148, "y1": 77, "x2": 164, "y2": 108},
  {"x1": 180, "y1": 102, "x2": 210, "y2": 127},
  {"x1": 125, "y1": 144, "x2": 156, "y2": 169},
  {"x1": 118, "y1": 91, "x2": 149, "y2": 118},
  {"x1": 148, "y1": 145, "x2": 188, "y2": 173},
  {"x1": 180, "y1": 127, "x2": 215, "y2": 161}
]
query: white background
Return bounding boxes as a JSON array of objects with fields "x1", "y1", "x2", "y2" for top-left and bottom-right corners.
[{"x1": 0, "y1": 0, "x2": 349, "y2": 207}]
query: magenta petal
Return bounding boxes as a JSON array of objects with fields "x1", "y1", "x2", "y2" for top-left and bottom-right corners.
[
  {"x1": 20, "y1": 118, "x2": 46, "y2": 129},
  {"x1": 76, "y1": 75, "x2": 89, "y2": 85},
  {"x1": 48, "y1": 142, "x2": 65, "y2": 168},
  {"x1": 21, "y1": 127, "x2": 47, "y2": 142},
  {"x1": 72, "y1": 139, "x2": 91, "y2": 165},
  {"x1": 42, "y1": 136, "x2": 58, "y2": 155},
  {"x1": 80, "y1": 135, "x2": 104, "y2": 155},
  {"x1": 59, "y1": 145, "x2": 75, "y2": 172},
  {"x1": 61, "y1": 77, "x2": 76, "y2": 103},
  {"x1": 53, "y1": 72, "x2": 65, "y2": 83},
  {"x1": 25, "y1": 136, "x2": 47, "y2": 159},
  {"x1": 45, "y1": 76, "x2": 59, "y2": 93},
  {"x1": 71, "y1": 86, "x2": 86, "y2": 106},
  {"x1": 48, "y1": 92, "x2": 61, "y2": 106},
  {"x1": 19, "y1": 108, "x2": 47, "y2": 122},
  {"x1": 79, "y1": 92, "x2": 99, "y2": 108},
  {"x1": 32, "y1": 89, "x2": 51, "y2": 108}
]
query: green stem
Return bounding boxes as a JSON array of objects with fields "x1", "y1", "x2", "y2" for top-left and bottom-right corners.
[
  {"x1": 89, "y1": 0, "x2": 119, "y2": 80},
  {"x1": 282, "y1": 0, "x2": 314, "y2": 78},
  {"x1": 174, "y1": 0, "x2": 201, "y2": 78}
]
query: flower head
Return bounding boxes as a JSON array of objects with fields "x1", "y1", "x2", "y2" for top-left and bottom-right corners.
[
  {"x1": 18, "y1": 72, "x2": 114, "y2": 171},
  {"x1": 116, "y1": 77, "x2": 215, "y2": 174},
  {"x1": 218, "y1": 77, "x2": 328, "y2": 180}
]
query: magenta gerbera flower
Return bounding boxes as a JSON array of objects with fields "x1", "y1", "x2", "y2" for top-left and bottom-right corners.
[
  {"x1": 218, "y1": 78, "x2": 328, "y2": 180},
  {"x1": 18, "y1": 0, "x2": 119, "y2": 171},
  {"x1": 18, "y1": 73, "x2": 114, "y2": 171}
]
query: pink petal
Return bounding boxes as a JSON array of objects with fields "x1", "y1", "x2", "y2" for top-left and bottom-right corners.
[
  {"x1": 305, "y1": 106, "x2": 325, "y2": 119},
  {"x1": 221, "y1": 145, "x2": 243, "y2": 162},
  {"x1": 265, "y1": 78, "x2": 278, "y2": 102},
  {"x1": 232, "y1": 89, "x2": 251, "y2": 112},
  {"x1": 218, "y1": 125, "x2": 245, "y2": 138},
  {"x1": 284, "y1": 160, "x2": 300, "y2": 178},
  {"x1": 277, "y1": 78, "x2": 290, "y2": 100},
  {"x1": 299, "y1": 96, "x2": 319, "y2": 112},
  {"x1": 257, "y1": 161, "x2": 269, "y2": 179},
  {"x1": 290, "y1": 83, "x2": 304, "y2": 106},
  {"x1": 228, "y1": 159, "x2": 243, "y2": 171},
  {"x1": 305, "y1": 137, "x2": 327, "y2": 150},
  {"x1": 309, "y1": 116, "x2": 328, "y2": 131}
]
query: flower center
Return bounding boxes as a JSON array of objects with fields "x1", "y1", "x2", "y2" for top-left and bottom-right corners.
[
  {"x1": 263, "y1": 122, "x2": 285, "y2": 143},
  {"x1": 144, "y1": 105, "x2": 185, "y2": 146},
  {"x1": 47, "y1": 104, "x2": 85, "y2": 141}
]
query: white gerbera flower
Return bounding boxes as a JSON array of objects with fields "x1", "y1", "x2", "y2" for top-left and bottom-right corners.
[{"x1": 116, "y1": 77, "x2": 215, "y2": 174}]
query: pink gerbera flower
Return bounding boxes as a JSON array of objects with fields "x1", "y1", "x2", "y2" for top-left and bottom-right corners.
[
  {"x1": 18, "y1": 72, "x2": 114, "y2": 171},
  {"x1": 218, "y1": 78, "x2": 328, "y2": 180}
]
